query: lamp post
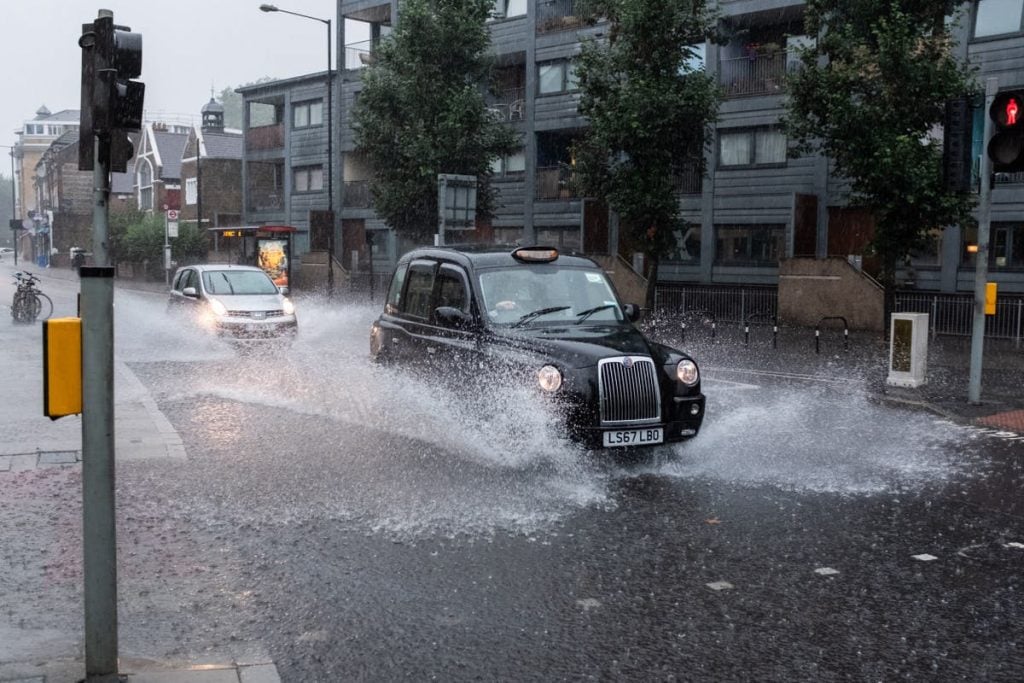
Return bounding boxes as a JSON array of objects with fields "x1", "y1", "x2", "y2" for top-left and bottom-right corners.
[
  {"x1": 1, "y1": 145, "x2": 18, "y2": 265},
  {"x1": 259, "y1": 3, "x2": 335, "y2": 297}
]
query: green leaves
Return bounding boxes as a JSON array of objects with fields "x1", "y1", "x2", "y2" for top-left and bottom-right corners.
[
  {"x1": 352, "y1": 0, "x2": 515, "y2": 242},
  {"x1": 785, "y1": 0, "x2": 976, "y2": 283}
]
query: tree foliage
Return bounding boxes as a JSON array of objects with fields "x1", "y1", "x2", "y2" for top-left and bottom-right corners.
[
  {"x1": 109, "y1": 211, "x2": 207, "y2": 278},
  {"x1": 219, "y1": 78, "x2": 274, "y2": 130},
  {"x1": 352, "y1": 0, "x2": 516, "y2": 243},
  {"x1": 785, "y1": 0, "x2": 976, "y2": 286},
  {"x1": 0, "y1": 173, "x2": 13, "y2": 248},
  {"x1": 573, "y1": 0, "x2": 720, "y2": 304}
]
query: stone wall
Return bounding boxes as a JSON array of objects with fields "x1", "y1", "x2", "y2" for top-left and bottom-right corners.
[{"x1": 778, "y1": 257, "x2": 884, "y2": 332}]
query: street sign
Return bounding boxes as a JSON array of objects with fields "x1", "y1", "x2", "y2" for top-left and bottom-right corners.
[{"x1": 166, "y1": 209, "x2": 178, "y2": 238}]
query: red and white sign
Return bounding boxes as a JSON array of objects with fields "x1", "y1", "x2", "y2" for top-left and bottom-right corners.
[{"x1": 166, "y1": 209, "x2": 179, "y2": 221}]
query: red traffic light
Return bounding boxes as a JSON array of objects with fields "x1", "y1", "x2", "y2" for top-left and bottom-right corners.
[{"x1": 991, "y1": 91, "x2": 1024, "y2": 129}]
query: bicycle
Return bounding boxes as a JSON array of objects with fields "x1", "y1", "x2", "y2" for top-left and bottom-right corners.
[{"x1": 10, "y1": 271, "x2": 53, "y2": 323}]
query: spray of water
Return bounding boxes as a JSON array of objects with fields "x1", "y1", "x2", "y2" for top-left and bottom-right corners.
[{"x1": 112, "y1": 290, "x2": 980, "y2": 537}]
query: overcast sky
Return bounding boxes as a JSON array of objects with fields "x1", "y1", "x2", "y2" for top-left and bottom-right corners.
[{"x1": 2, "y1": 0, "x2": 348, "y2": 145}]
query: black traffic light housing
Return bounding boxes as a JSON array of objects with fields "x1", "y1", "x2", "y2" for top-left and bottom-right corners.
[
  {"x1": 79, "y1": 13, "x2": 144, "y2": 173},
  {"x1": 987, "y1": 90, "x2": 1024, "y2": 173}
]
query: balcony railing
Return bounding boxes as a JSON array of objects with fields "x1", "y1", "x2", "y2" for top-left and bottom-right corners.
[
  {"x1": 486, "y1": 87, "x2": 526, "y2": 122},
  {"x1": 344, "y1": 180, "x2": 372, "y2": 208},
  {"x1": 537, "y1": 0, "x2": 582, "y2": 33},
  {"x1": 345, "y1": 40, "x2": 376, "y2": 70},
  {"x1": 536, "y1": 165, "x2": 578, "y2": 200},
  {"x1": 248, "y1": 191, "x2": 283, "y2": 212},
  {"x1": 673, "y1": 165, "x2": 703, "y2": 195},
  {"x1": 245, "y1": 123, "x2": 284, "y2": 152},
  {"x1": 719, "y1": 51, "x2": 795, "y2": 98}
]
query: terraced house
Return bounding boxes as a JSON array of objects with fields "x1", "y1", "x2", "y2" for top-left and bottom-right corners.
[{"x1": 240, "y1": 0, "x2": 1024, "y2": 330}]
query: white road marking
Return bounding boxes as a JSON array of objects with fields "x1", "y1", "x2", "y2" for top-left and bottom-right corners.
[
  {"x1": 814, "y1": 567, "x2": 840, "y2": 576},
  {"x1": 706, "y1": 581, "x2": 734, "y2": 591},
  {"x1": 912, "y1": 553, "x2": 939, "y2": 562}
]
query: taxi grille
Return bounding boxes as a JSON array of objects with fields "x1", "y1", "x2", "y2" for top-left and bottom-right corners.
[
  {"x1": 598, "y1": 357, "x2": 661, "y2": 426},
  {"x1": 226, "y1": 309, "x2": 285, "y2": 318}
]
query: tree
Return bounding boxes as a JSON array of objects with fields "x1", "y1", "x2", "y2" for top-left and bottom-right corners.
[
  {"x1": 784, "y1": 0, "x2": 976, "y2": 315},
  {"x1": 573, "y1": 0, "x2": 720, "y2": 308},
  {"x1": 352, "y1": 0, "x2": 516, "y2": 244},
  {"x1": 220, "y1": 78, "x2": 274, "y2": 130}
]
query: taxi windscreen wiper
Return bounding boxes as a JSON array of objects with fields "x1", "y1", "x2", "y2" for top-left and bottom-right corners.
[
  {"x1": 574, "y1": 304, "x2": 618, "y2": 324},
  {"x1": 512, "y1": 306, "x2": 571, "y2": 328}
]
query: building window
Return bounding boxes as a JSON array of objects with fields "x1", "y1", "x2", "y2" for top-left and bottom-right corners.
[
  {"x1": 719, "y1": 129, "x2": 787, "y2": 168},
  {"x1": 138, "y1": 160, "x2": 154, "y2": 210},
  {"x1": 538, "y1": 60, "x2": 578, "y2": 95},
  {"x1": 292, "y1": 100, "x2": 323, "y2": 128},
  {"x1": 185, "y1": 177, "x2": 197, "y2": 205},
  {"x1": 963, "y1": 223, "x2": 1024, "y2": 268},
  {"x1": 489, "y1": 0, "x2": 526, "y2": 20},
  {"x1": 974, "y1": 0, "x2": 1024, "y2": 38},
  {"x1": 490, "y1": 149, "x2": 526, "y2": 176},
  {"x1": 293, "y1": 165, "x2": 324, "y2": 193},
  {"x1": 715, "y1": 224, "x2": 785, "y2": 266}
]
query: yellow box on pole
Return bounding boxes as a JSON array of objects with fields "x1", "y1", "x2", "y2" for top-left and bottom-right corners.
[
  {"x1": 985, "y1": 282, "x2": 998, "y2": 316},
  {"x1": 43, "y1": 317, "x2": 82, "y2": 419}
]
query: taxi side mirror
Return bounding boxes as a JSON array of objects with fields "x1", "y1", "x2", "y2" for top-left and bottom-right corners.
[
  {"x1": 278, "y1": 285, "x2": 290, "y2": 296},
  {"x1": 182, "y1": 287, "x2": 198, "y2": 298},
  {"x1": 434, "y1": 306, "x2": 474, "y2": 329},
  {"x1": 623, "y1": 303, "x2": 641, "y2": 322}
]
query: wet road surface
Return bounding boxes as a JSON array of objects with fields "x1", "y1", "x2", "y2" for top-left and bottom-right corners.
[{"x1": 2, "y1": 276, "x2": 1022, "y2": 680}]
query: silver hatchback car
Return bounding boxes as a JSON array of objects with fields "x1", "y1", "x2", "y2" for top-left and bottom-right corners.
[{"x1": 168, "y1": 264, "x2": 297, "y2": 343}]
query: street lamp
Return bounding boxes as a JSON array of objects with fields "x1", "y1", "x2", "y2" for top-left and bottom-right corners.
[
  {"x1": 260, "y1": 3, "x2": 335, "y2": 297},
  {"x1": 0, "y1": 144, "x2": 18, "y2": 265}
]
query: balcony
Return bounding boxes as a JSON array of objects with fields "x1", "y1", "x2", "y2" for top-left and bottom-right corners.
[
  {"x1": 536, "y1": 164, "x2": 578, "y2": 200},
  {"x1": 537, "y1": 0, "x2": 582, "y2": 34},
  {"x1": 674, "y1": 165, "x2": 703, "y2": 195},
  {"x1": 248, "y1": 192, "x2": 283, "y2": 212},
  {"x1": 344, "y1": 180, "x2": 373, "y2": 208},
  {"x1": 345, "y1": 39, "x2": 376, "y2": 70},
  {"x1": 486, "y1": 87, "x2": 526, "y2": 123},
  {"x1": 246, "y1": 123, "x2": 284, "y2": 152},
  {"x1": 719, "y1": 51, "x2": 795, "y2": 98}
]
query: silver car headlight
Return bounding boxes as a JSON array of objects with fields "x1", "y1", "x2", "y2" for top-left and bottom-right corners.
[
  {"x1": 676, "y1": 359, "x2": 699, "y2": 385},
  {"x1": 282, "y1": 298, "x2": 295, "y2": 316},
  {"x1": 537, "y1": 365, "x2": 562, "y2": 393},
  {"x1": 208, "y1": 298, "x2": 227, "y2": 317}
]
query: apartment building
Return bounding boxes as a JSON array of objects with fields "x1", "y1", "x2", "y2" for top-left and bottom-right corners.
[{"x1": 239, "y1": 1, "x2": 1024, "y2": 294}]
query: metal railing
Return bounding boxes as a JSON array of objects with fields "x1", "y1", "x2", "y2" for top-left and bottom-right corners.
[
  {"x1": 673, "y1": 165, "x2": 703, "y2": 195},
  {"x1": 894, "y1": 291, "x2": 1024, "y2": 344},
  {"x1": 345, "y1": 40, "x2": 376, "y2": 70},
  {"x1": 654, "y1": 285, "x2": 778, "y2": 325},
  {"x1": 536, "y1": 165, "x2": 578, "y2": 200},
  {"x1": 719, "y1": 51, "x2": 795, "y2": 98},
  {"x1": 344, "y1": 180, "x2": 372, "y2": 209},
  {"x1": 537, "y1": 0, "x2": 582, "y2": 33}
]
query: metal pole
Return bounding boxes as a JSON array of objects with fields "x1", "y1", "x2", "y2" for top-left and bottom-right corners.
[
  {"x1": 8, "y1": 149, "x2": 16, "y2": 266},
  {"x1": 326, "y1": 17, "x2": 335, "y2": 298},
  {"x1": 969, "y1": 77, "x2": 998, "y2": 404},
  {"x1": 82, "y1": 130, "x2": 119, "y2": 679}
]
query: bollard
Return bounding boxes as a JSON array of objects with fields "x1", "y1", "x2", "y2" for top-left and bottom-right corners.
[
  {"x1": 773, "y1": 323, "x2": 778, "y2": 349},
  {"x1": 744, "y1": 323, "x2": 749, "y2": 346}
]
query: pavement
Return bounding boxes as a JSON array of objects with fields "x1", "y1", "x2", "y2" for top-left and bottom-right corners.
[
  {"x1": 1, "y1": 261, "x2": 1022, "y2": 682},
  {"x1": 0, "y1": 261, "x2": 281, "y2": 683}
]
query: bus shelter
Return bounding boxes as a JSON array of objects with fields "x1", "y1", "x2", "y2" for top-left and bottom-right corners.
[{"x1": 208, "y1": 225, "x2": 296, "y2": 288}]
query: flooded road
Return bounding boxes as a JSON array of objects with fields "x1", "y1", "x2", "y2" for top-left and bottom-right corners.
[{"x1": 3, "y1": 275, "x2": 1022, "y2": 680}]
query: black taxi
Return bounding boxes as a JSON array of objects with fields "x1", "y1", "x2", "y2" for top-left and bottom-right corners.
[{"x1": 370, "y1": 246, "x2": 705, "y2": 449}]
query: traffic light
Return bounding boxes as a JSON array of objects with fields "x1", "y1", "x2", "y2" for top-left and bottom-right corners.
[
  {"x1": 987, "y1": 90, "x2": 1024, "y2": 172},
  {"x1": 78, "y1": 12, "x2": 144, "y2": 173}
]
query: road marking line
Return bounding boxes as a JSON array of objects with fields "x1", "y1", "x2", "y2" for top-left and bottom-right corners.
[
  {"x1": 706, "y1": 581, "x2": 734, "y2": 591},
  {"x1": 814, "y1": 567, "x2": 840, "y2": 576},
  {"x1": 912, "y1": 553, "x2": 939, "y2": 562}
]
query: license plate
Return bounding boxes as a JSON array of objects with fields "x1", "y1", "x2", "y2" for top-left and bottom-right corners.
[{"x1": 602, "y1": 427, "x2": 663, "y2": 448}]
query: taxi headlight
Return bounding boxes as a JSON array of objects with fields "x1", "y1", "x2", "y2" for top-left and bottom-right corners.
[
  {"x1": 209, "y1": 298, "x2": 227, "y2": 317},
  {"x1": 282, "y1": 298, "x2": 295, "y2": 316},
  {"x1": 676, "y1": 359, "x2": 699, "y2": 385},
  {"x1": 537, "y1": 365, "x2": 562, "y2": 393}
]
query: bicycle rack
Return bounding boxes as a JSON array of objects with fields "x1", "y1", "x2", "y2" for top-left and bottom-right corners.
[
  {"x1": 815, "y1": 316, "x2": 849, "y2": 354},
  {"x1": 745, "y1": 310, "x2": 778, "y2": 348},
  {"x1": 680, "y1": 309, "x2": 716, "y2": 344}
]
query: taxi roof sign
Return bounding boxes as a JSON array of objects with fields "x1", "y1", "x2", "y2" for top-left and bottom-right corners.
[{"x1": 512, "y1": 246, "x2": 559, "y2": 263}]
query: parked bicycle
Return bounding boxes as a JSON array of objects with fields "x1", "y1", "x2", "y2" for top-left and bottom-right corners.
[{"x1": 10, "y1": 271, "x2": 53, "y2": 323}]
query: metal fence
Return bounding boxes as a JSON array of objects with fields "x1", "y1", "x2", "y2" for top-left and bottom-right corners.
[
  {"x1": 894, "y1": 291, "x2": 1024, "y2": 343},
  {"x1": 654, "y1": 285, "x2": 778, "y2": 324},
  {"x1": 654, "y1": 285, "x2": 1024, "y2": 344}
]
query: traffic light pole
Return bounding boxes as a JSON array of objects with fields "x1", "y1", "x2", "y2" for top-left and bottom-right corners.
[{"x1": 969, "y1": 77, "x2": 998, "y2": 404}]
